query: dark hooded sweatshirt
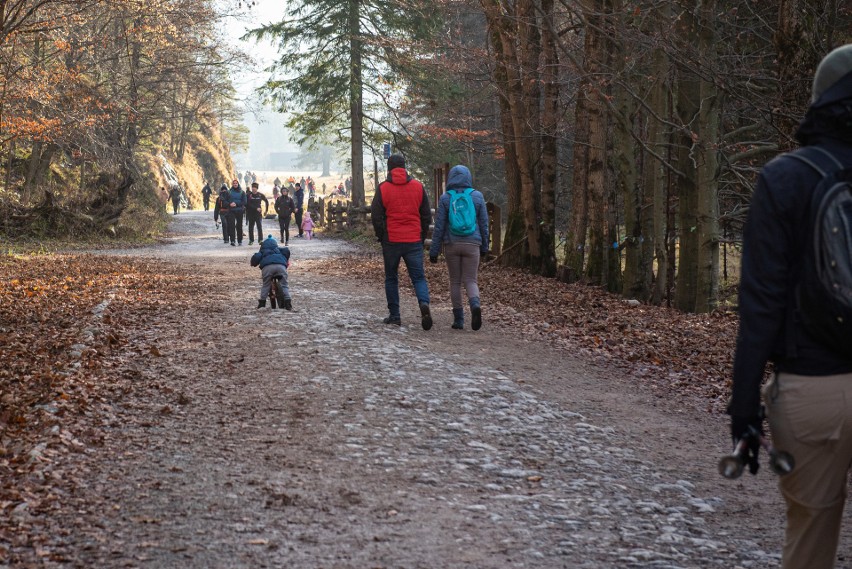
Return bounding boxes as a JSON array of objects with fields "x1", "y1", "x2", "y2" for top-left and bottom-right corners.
[{"x1": 728, "y1": 70, "x2": 852, "y2": 418}]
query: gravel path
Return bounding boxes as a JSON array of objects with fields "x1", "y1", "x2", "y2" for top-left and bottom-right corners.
[{"x1": 8, "y1": 210, "x2": 836, "y2": 568}]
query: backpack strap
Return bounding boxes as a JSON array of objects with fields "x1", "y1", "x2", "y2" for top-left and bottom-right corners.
[{"x1": 785, "y1": 146, "x2": 845, "y2": 177}]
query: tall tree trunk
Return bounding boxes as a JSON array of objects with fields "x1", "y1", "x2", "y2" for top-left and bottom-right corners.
[
  {"x1": 649, "y1": 40, "x2": 670, "y2": 306},
  {"x1": 694, "y1": 0, "x2": 720, "y2": 313},
  {"x1": 538, "y1": 0, "x2": 558, "y2": 278},
  {"x1": 673, "y1": 1, "x2": 719, "y2": 313},
  {"x1": 582, "y1": 0, "x2": 612, "y2": 287},
  {"x1": 486, "y1": 11, "x2": 524, "y2": 265},
  {"x1": 564, "y1": 85, "x2": 591, "y2": 282},
  {"x1": 612, "y1": 0, "x2": 642, "y2": 299},
  {"x1": 349, "y1": 0, "x2": 365, "y2": 208},
  {"x1": 484, "y1": 0, "x2": 537, "y2": 269}
]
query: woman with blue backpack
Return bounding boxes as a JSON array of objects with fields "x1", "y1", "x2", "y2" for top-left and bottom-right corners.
[{"x1": 429, "y1": 164, "x2": 489, "y2": 330}]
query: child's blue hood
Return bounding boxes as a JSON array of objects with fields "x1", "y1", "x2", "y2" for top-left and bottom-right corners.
[
  {"x1": 260, "y1": 236, "x2": 279, "y2": 251},
  {"x1": 446, "y1": 165, "x2": 473, "y2": 190}
]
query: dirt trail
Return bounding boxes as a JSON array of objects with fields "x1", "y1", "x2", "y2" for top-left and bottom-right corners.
[{"x1": 6, "y1": 210, "x2": 844, "y2": 568}]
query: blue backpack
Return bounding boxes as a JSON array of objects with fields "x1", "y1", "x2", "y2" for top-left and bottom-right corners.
[{"x1": 448, "y1": 188, "x2": 476, "y2": 236}]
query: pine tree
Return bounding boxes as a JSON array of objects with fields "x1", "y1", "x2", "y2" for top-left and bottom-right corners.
[{"x1": 246, "y1": 0, "x2": 437, "y2": 208}]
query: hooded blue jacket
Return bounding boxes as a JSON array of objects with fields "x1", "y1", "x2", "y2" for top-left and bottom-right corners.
[
  {"x1": 729, "y1": 70, "x2": 852, "y2": 418},
  {"x1": 250, "y1": 237, "x2": 291, "y2": 269},
  {"x1": 228, "y1": 186, "x2": 247, "y2": 214},
  {"x1": 429, "y1": 165, "x2": 489, "y2": 257}
]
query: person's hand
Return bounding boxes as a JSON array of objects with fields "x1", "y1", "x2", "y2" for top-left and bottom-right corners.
[
  {"x1": 730, "y1": 414, "x2": 763, "y2": 475},
  {"x1": 429, "y1": 256, "x2": 438, "y2": 264},
  {"x1": 230, "y1": 202, "x2": 236, "y2": 207}
]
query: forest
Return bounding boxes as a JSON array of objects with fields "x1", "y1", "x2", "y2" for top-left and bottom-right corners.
[{"x1": 1, "y1": 0, "x2": 851, "y2": 314}]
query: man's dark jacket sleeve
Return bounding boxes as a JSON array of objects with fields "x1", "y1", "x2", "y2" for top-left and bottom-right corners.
[
  {"x1": 729, "y1": 166, "x2": 793, "y2": 417},
  {"x1": 371, "y1": 186, "x2": 386, "y2": 242}
]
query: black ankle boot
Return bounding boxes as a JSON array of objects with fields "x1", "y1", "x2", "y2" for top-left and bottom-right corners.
[
  {"x1": 451, "y1": 308, "x2": 464, "y2": 329},
  {"x1": 470, "y1": 298, "x2": 481, "y2": 331},
  {"x1": 419, "y1": 303, "x2": 432, "y2": 331},
  {"x1": 283, "y1": 299, "x2": 292, "y2": 311},
  {"x1": 257, "y1": 299, "x2": 266, "y2": 309}
]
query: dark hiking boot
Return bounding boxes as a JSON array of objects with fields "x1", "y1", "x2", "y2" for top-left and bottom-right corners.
[
  {"x1": 231, "y1": 242, "x2": 236, "y2": 246},
  {"x1": 383, "y1": 316, "x2": 401, "y2": 326},
  {"x1": 470, "y1": 297, "x2": 482, "y2": 331},
  {"x1": 419, "y1": 303, "x2": 432, "y2": 331},
  {"x1": 257, "y1": 299, "x2": 266, "y2": 309},
  {"x1": 283, "y1": 299, "x2": 293, "y2": 311},
  {"x1": 451, "y1": 308, "x2": 464, "y2": 330}
]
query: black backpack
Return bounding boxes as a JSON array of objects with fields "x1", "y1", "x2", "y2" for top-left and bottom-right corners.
[{"x1": 786, "y1": 146, "x2": 852, "y2": 357}]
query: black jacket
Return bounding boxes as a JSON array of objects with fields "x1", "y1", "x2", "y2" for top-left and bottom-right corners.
[
  {"x1": 729, "y1": 71, "x2": 852, "y2": 417},
  {"x1": 246, "y1": 191, "x2": 269, "y2": 219},
  {"x1": 275, "y1": 195, "x2": 296, "y2": 219}
]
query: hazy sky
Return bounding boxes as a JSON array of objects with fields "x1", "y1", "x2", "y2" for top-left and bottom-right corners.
[{"x1": 224, "y1": 1, "x2": 298, "y2": 164}]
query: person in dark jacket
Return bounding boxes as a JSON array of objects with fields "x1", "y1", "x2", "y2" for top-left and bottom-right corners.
[
  {"x1": 250, "y1": 236, "x2": 292, "y2": 310},
  {"x1": 246, "y1": 182, "x2": 269, "y2": 245},
  {"x1": 371, "y1": 153, "x2": 432, "y2": 329},
  {"x1": 429, "y1": 165, "x2": 489, "y2": 330},
  {"x1": 226, "y1": 179, "x2": 247, "y2": 246},
  {"x1": 728, "y1": 44, "x2": 852, "y2": 569},
  {"x1": 201, "y1": 181, "x2": 212, "y2": 211},
  {"x1": 168, "y1": 185, "x2": 181, "y2": 215},
  {"x1": 274, "y1": 187, "x2": 296, "y2": 245},
  {"x1": 213, "y1": 184, "x2": 230, "y2": 244},
  {"x1": 293, "y1": 183, "x2": 305, "y2": 237}
]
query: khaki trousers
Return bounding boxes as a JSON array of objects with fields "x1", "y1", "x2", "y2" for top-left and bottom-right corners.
[{"x1": 764, "y1": 371, "x2": 852, "y2": 569}]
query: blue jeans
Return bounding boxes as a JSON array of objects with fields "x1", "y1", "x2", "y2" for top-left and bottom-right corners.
[{"x1": 382, "y1": 242, "x2": 430, "y2": 318}]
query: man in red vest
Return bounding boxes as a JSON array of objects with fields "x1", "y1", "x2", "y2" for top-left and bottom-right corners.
[{"x1": 371, "y1": 153, "x2": 432, "y2": 329}]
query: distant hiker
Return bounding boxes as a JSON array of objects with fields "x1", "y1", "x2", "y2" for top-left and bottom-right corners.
[
  {"x1": 371, "y1": 153, "x2": 432, "y2": 329},
  {"x1": 246, "y1": 182, "x2": 270, "y2": 246},
  {"x1": 728, "y1": 44, "x2": 852, "y2": 569},
  {"x1": 274, "y1": 187, "x2": 296, "y2": 245},
  {"x1": 213, "y1": 184, "x2": 231, "y2": 244},
  {"x1": 226, "y1": 179, "x2": 246, "y2": 246},
  {"x1": 201, "y1": 181, "x2": 213, "y2": 211},
  {"x1": 273, "y1": 176, "x2": 282, "y2": 188},
  {"x1": 429, "y1": 164, "x2": 489, "y2": 331},
  {"x1": 272, "y1": 185, "x2": 280, "y2": 201},
  {"x1": 301, "y1": 211, "x2": 315, "y2": 240},
  {"x1": 293, "y1": 183, "x2": 305, "y2": 237},
  {"x1": 250, "y1": 235, "x2": 292, "y2": 310},
  {"x1": 168, "y1": 185, "x2": 182, "y2": 215}
]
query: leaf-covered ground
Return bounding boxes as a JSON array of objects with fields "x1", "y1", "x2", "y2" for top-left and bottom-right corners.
[
  {"x1": 0, "y1": 253, "x2": 206, "y2": 561},
  {"x1": 1, "y1": 246, "x2": 743, "y2": 563}
]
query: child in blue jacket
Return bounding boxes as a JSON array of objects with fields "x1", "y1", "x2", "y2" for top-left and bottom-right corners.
[{"x1": 250, "y1": 235, "x2": 292, "y2": 310}]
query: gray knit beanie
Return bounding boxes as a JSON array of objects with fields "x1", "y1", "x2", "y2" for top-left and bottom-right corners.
[{"x1": 812, "y1": 44, "x2": 852, "y2": 102}]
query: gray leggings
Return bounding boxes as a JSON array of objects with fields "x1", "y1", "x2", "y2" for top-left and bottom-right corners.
[
  {"x1": 445, "y1": 242, "x2": 480, "y2": 309},
  {"x1": 259, "y1": 264, "x2": 291, "y2": 301}
]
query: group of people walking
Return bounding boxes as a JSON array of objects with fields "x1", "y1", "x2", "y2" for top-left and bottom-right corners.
[{"x1": 212, "y1": 179, "x2": 312, "y2": 247}]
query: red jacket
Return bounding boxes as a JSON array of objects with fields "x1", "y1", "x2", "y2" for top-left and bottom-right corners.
[{"x1": 371, "y1": 168, "x2": 431, "y2": 243}]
